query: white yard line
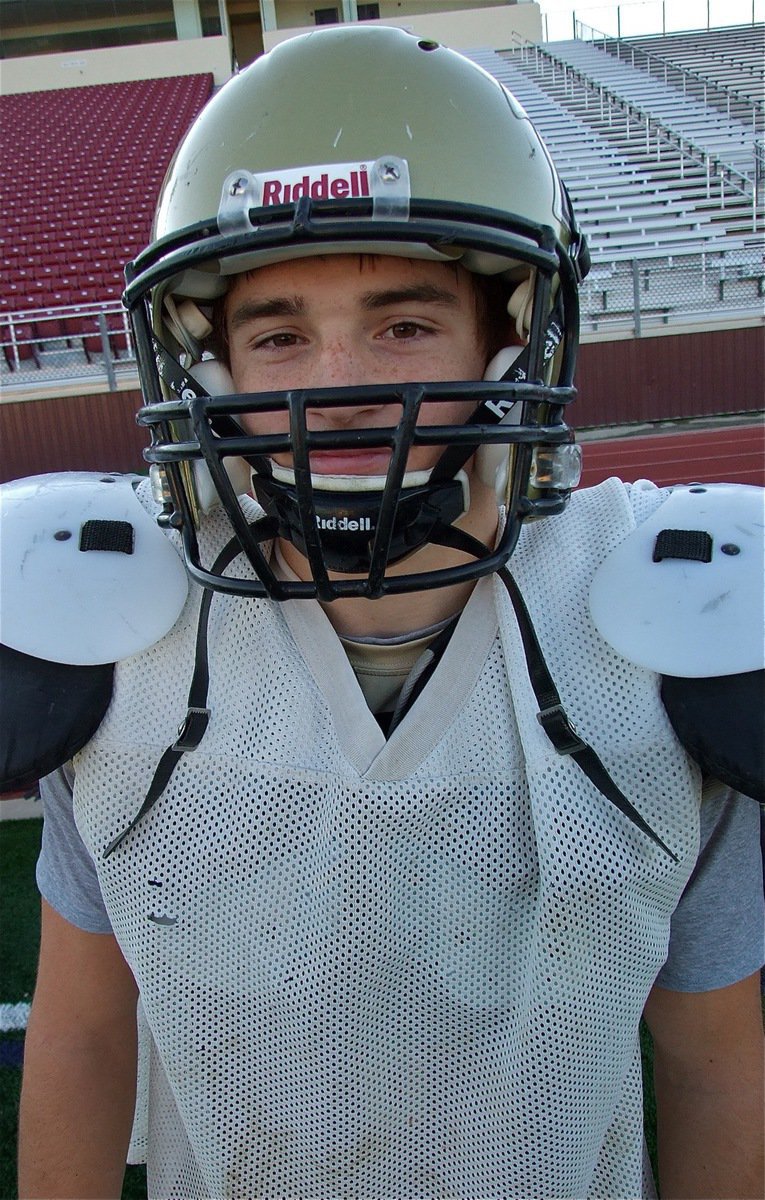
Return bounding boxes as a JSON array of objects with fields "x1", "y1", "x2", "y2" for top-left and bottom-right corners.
[{"x1": 0, "y1": 1002, "x2": 30, "y2": 1031}]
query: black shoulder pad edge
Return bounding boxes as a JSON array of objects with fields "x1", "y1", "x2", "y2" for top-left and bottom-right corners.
[
  {"x1": 661, "y1": 671, "x2": 764, "y2": 804},
  {"x1": 0, "y1": 643, "x2": 114, "y2": 793}
]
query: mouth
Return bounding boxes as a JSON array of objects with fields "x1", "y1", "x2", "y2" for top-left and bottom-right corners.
[{"x1": 303, "y1": 449, "x2": 394, "y2": 476}]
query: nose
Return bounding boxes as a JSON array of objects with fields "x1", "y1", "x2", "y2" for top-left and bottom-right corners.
[
  {"x1": 318, "y1": 337, "x2": 368, "y2": 388},
  {"x1": 311, "y1": 339, "x2": 385, "y2": 428}
]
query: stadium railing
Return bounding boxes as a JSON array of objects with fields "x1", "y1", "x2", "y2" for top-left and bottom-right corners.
[{"x1": 0, "y1": 247, "x2": 762, "y2": 391}]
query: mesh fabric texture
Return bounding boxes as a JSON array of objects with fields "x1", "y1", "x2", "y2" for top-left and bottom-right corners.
[{"x1": 71, "y1": 477, "x2": 700, "y2": 1199}]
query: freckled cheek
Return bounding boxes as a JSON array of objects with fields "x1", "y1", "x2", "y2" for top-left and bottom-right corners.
[
  {"x1": 418, "y1": 399, "x2": 475, "y2": 427},
  {"x1": 401, "y1": 399, "x2": 476, "y2": 470},
  {"x1": 237, "y1": 410, "x2": 290, "y2": 438}
]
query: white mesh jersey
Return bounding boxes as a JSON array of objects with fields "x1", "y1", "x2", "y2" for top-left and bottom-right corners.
[{"x1": 72, "y1": 477, "x2": 701, "y2": 1200}]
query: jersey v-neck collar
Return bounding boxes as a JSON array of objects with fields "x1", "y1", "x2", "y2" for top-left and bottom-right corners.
[{"x1": 279, "y1": 578, "x2": 499, "y2": 781}]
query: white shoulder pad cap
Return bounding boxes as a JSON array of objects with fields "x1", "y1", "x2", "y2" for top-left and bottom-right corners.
[
  {"x1": 590, "y1": 483, "x2": 764, "y2": 677},
  {"x1": 0, "y1": 472, "x2": 189, "y2": 665}
]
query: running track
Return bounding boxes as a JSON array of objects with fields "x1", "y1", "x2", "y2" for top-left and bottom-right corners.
[{"x1": 578, "y1": 422, "x2": 765, "y2": 490}]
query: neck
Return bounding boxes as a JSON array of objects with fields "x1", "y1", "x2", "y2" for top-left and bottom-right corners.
[
  {"x1": 277, "y1": 483, "x2": 500, "y2": 639},
  {"x1": 323, "y1": 574, "x2": 480, "y2": 639}
]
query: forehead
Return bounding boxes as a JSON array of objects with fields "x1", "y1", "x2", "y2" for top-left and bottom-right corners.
[{"x1": 224, "y1": 253, "x2": 477, "y2": 305}]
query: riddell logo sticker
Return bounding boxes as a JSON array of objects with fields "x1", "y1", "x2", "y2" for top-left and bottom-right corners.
[
  {"x1": 317, "y1": 516, "x2": 372, "y2": 532},
  {"x1": 260, "y1": 162, "x2": 371, "y2": 206}
]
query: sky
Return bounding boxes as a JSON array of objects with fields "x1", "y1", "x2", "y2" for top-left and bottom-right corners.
[{"x1": 536, "y1": 0, "x2": 764, "y2": 42}]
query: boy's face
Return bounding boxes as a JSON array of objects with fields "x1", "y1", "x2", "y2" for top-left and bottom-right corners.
[{"x1": 224, "y1": 254, "x2": 492, "y2": 477}]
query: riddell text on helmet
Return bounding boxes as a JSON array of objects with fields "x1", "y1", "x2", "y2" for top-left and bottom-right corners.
[{"x1": 261, "y1": 164, "x2": 371, "y2": 206}]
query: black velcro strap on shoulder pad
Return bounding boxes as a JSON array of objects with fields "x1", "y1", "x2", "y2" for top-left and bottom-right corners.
[
  {"x1": 653, "y1": 528, "x2": 712, "y2": 563},
  {"x1": 79, "y1": 519, "x2": 135, "y2": 554},
  {"x1": 0, "y1": 643, "x2": 114, "y2": 793},
  {"x1": 661, "y1": 670, "x2": 764, "y2": 803}
]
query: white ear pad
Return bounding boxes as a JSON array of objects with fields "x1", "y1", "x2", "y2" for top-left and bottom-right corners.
[
  {"x1": 476, "y1": 345, "x2": 524, "y2": 494},
  {"x1": 507, "y1": 270, "x2": 535, "y2": 342},
  {"x1": 482, "y1": 345, "x2": 525, "y2": 383},
  {"x1": 188, "y1": 360, "x2": 251, "y2": 512},
  {"x1": 164, "y1": 295, "x2": 213, "y2": 358},
  {"x1": 191, "y1": 359, "x2": 235, "y2": 395}
]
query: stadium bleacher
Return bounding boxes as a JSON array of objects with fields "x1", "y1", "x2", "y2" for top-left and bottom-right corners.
[
  {"x1": 0, "y1": 25, "x2": 761, "y2": 414},
  {"x1": 0, "y1": 73, "x2": 213, "y2": 369},
  {"x1": 546, "y1": 37, "x2": 759, "y2": 180},
  {"x1": 466, "y1": 27, "x2": 764, "y2": 347},
  {"x1": 622, "y1": 24, "x2": 765, "y2": 107},
  {"x1": 468, "y1": 32, "x2": 762, "y2": 259}
]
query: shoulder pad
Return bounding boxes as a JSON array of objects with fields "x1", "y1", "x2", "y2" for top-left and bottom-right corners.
[
  {"x1": 661, "y1": 671, "x2": 763, "y2": 803},
  {"x1": 0, "y1": 472, "x2": 188, "y2": 666},
  {"x1": 0, "y1": 644, "x2": 113, "y2": 792},
  {"x1": 589, "y1": 483, "x2": 764, "y2": 677}
]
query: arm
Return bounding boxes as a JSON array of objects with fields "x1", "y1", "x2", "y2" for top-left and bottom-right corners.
[
  {"x1": 18, "y1": 899, "x2": 139, "y2": 1200},
  {"x1": 643, "y1": 972, "x2": 764, "y2": 1200}
]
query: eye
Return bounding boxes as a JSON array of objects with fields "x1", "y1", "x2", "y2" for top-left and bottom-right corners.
[
  {"x1": 252, "y1": 331, "x2": 303, "y2": 350},
  {"x1": 383, "y1": 321, "x2": 431, "y2": 340}
]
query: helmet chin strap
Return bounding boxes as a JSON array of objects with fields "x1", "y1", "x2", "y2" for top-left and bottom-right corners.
[
  {"x1": 249, "y1": 460, "x2": 473, "y2": 576},
  {"x1": 245, "y1": 344, "x2": 527, "y2": 575}
]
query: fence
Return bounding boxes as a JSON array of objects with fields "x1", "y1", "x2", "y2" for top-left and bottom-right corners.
[
  {"x1": 545, "y1": 2, "x2": 765, "y2": 43},
  {"x1": 0, "y1": 302, "x2": 134, "y2": 391},
  {"x1": 580, "y1": 247, "x2": 764, "y2": 335},
  {"x1": 1, "y1": 248, "x2": 763, "y2": 391}
]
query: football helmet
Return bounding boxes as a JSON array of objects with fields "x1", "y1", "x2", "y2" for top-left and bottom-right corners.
[{"x1": 125, "y1": 25, "x2": 590, "y2": 600}]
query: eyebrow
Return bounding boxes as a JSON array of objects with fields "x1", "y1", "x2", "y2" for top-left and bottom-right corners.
[
  {"x1": 228, "y1": 283, "x2": 462, "y2": 332},
  {"x1": 227, "y1": 296, "x2": 305, "y2": 331},
  {"x1": 360, "y1": 284, "x2": 461, "y2": 310}
]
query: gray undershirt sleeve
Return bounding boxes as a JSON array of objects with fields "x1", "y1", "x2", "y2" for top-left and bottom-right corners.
[
  {"x1": 655, "y1": 781, "x2": 765, "y2": 991},
  {"x1": 36, "y1": 764, "x2": 113, "y2": 934}
]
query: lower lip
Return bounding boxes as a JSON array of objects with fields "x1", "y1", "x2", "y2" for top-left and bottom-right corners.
[{"x1": 304, "y1": 450, "x2": 393, "y2": 475}]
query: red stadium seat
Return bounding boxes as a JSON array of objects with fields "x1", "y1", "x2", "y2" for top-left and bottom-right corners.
[{"x1": 0, "y1": 74, "x2": 213, "y2": 315}]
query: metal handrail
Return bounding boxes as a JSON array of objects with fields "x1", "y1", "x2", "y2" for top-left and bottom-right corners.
[
  {"x1": 506, "y1": 35, "x2": 757, "y2": 215},
  {"x1": 0, "y1": 300, "x2": 133, "y2": 381},
  {"x1": 575, "y1": 19, "x2": 764, "y2": 134},
  {"x1": 2, "y1": 248, "x2": 763, "y2": 389}
]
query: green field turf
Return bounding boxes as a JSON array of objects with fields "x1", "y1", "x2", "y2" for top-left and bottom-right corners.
[{"x1": 1, "y1": 815, "x2": 657, "y2": 1198}]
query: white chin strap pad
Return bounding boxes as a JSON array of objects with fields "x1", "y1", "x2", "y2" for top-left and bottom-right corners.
[
  {"x1": 269, "y1": 462, "x2": 431, "y2": 494},
  {"x1": 267, "y1": 461, "x2": 471, "y2": 517},
  {"x1": 188, "y1": 361, "x2": 252, "y2": 512}
]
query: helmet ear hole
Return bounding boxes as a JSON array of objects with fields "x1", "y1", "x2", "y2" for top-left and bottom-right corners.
[
  {"x1": 164, "y1": 295, "x2": 213, "y2": 358},
  {"x1": 506, "y1": 271, "x2": 535, "y2": 342}
]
